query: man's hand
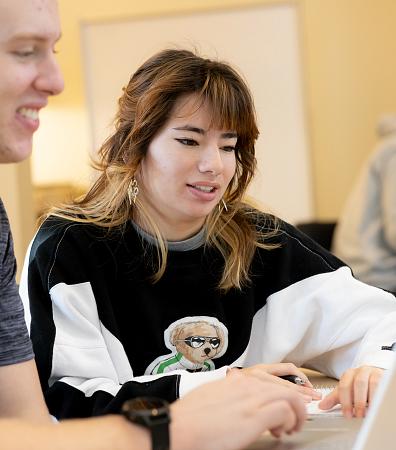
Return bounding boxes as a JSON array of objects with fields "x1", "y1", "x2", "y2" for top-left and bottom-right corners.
[{"x1": 170, "y1": 369, "x2": 307, "y2": 450}]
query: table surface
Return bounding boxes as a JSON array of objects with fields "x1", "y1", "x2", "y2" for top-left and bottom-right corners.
[{"x1": 301, "y1": 368, "x2": 338, "y2": 388}]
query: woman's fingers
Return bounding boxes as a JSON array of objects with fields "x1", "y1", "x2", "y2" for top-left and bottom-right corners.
[
  {"x1": 238, "y1": 364, "x2": 316, "y2": 401},
  {"x1": 368, "y1": 368, "x2": 383, "y2": 406},
  {"x1": 318, "y1": 366, "x2": 385, "y2": 417},
  {"x1": 257, "y1": 363, "x2": 313, "y2": 388},
  {"x1": 312, "y1": 389, "x2": 322, "y2": 400},
  {"x1": 352, "y1": 367, "x2": 370, "y2": 418},
  {"x1": 337, "y1": 370, "x2": 355, "y2": 418},
  {"x1": 318, "y1": 386, "x2": 340, "y2": 411}
]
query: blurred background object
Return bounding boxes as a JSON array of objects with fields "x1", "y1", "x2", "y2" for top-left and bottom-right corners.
[{"x1": 332, "y1": 112, "x2": 396, "y2": 291}]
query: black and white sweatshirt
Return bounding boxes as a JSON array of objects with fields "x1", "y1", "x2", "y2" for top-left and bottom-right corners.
[{"x1": 20, "y1": 212, "x2": 396, "y2": 419}]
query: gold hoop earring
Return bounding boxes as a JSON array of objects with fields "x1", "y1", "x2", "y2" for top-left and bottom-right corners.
[{"x1": 127, "y1": 177, "x2": 139, "y2": 205}]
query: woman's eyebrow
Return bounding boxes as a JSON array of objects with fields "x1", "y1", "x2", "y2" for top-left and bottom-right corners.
[
  {"x1": 173, "y1": 125, "x2": 206, "y2": 135},
  {"x1": 221, "y1": 132, "x2": 238, "y2": 139},
  {"x1": 172, "y1": 126, "x2": 238, "y2": 139}
]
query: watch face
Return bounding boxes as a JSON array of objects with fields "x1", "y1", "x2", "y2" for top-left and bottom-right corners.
[
  {"x1": 122, "y1": 397, "x2": 171, "y2": 450},
  {"x1": 122, "y1": 397, "x2": 170, "y2": 425},
  {"x1": 124, "y1": 398, "x2": 167, "y2": 411}
]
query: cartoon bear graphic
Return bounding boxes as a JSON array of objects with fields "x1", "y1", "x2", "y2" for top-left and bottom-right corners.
[{"x1": 145, "y1": 316, "x2": 228, "y2": 374}]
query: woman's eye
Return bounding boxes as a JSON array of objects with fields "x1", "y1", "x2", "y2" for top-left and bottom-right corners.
[
  {"x1": 222, "y1": 146, "x2": 236, "y2": 153},
  {"x1": 176, "y1": 138, "x2": 198, "y2": 146}
]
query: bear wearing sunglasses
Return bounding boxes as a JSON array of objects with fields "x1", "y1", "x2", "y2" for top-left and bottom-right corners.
[{"x1": 145, "y1": 316, "x2": 228, "y2": 374}]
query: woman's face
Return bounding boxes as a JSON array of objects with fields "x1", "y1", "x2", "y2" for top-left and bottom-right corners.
[{"x1": 135, "y1": 94, "x2": 237, "y2": 240}]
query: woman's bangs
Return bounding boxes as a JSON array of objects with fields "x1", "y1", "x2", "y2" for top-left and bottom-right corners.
[{"x1": 202, "y1": 78, "x2": 249, "y2": 136}]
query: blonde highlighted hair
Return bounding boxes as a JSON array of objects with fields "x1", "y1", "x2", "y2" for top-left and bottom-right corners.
[{"x1": 50, "y1": 48, "x2": 279, "y2": 292}]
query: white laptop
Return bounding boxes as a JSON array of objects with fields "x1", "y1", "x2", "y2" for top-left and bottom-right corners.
[{"x1": 245, "y1": 350, "x2": 396, "y2": 450}]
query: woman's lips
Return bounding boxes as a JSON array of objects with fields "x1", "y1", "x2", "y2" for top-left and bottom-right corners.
[{"x1": 187, "y1": 184, "x2": 218, "y2": 201}]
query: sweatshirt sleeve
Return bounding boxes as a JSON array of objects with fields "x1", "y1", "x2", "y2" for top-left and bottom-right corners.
[
  {"x1": 243, "y1": 265, "x2": 396, "y2": 380},
  {"x1": 19, "y1": 221, "x2": 227, "y2": 420}
]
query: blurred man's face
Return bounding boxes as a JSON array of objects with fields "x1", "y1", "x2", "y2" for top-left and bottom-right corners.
[{"x1": 0, "y1": 0, "x2": 64, "y2": 163}]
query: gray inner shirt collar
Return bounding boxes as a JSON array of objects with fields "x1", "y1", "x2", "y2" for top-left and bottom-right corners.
[{"x1": 131, "y1": 220, "x2": 206, "y2": 251}]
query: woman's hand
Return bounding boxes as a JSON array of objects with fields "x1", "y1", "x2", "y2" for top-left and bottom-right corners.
[
  {"x1": 234, "y1": 363, "x2": 322, "y2": 402},
  {"x1": 318, "y1": 365, "x2": 384, "y2": 417},
  {"x1": 170, "y1": 370, "x2": 307, "y2": 450}
]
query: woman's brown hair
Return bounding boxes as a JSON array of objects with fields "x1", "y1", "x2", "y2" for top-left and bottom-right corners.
[{"x1": 50, "y1": 48, "x2": 278, "y2": 291}]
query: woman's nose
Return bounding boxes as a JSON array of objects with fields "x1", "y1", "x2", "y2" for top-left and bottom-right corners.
[{"x1": 198, "y1": 146, "x2": 223, "y2": 175}]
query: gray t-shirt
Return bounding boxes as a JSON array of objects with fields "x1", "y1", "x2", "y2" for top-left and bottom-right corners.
[
  {"x1": 131, "y1": 220, "x2": 206, "y2": 251},
  {"x1": 0, "y1": 198, "x2": 33, "y2": 366}
]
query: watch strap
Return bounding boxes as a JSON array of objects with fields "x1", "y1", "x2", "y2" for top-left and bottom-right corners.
[{"x1": 150, "y1": 414, "x2": 170, "y2": 450}]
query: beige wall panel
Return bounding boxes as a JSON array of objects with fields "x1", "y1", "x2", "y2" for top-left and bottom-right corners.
[
  {"x1": 302, "y1": 0, "x2": 396, "y2": 220},
  {"x1": 0, "y1": 161, "x2": 35, "y2": 283}
]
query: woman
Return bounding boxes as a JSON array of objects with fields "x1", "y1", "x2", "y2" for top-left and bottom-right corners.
[{"x1": 21, "y1": 49, "x2": 395, "y2": 420}]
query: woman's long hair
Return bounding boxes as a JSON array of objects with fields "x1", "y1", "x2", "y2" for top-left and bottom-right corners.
[{"x1": 50, "y1": 48, "x2": 279, "y2": 291}]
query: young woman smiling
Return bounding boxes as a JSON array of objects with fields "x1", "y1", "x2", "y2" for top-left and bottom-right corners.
[{"x1": 21, "y1": 49, "x2": 396, "y2": 421}]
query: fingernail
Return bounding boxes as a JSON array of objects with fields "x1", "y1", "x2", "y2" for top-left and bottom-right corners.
[
  {"x1": 303, "y1": 394, "x2": 312, "y2": 402},
  {"x1": 313, "y1": 391, "x2": 322, "y2": 399},
  {"x1": 345, "y1": 410, "x2": 352, "y2": 418},
  {"x1": 356, "y1": 410, "x2": 364, "y2": 418}
]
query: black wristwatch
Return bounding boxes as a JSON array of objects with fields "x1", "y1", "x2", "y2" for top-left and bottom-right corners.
[{"x1": 121, "y1": 397, "x2": 171, "y2": 450}]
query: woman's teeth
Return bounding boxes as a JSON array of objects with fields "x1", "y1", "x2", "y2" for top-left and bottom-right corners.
[
  {"x1": 17, "y1": 108, "x2": 39, "y2": 120},
  {"x1": 193, "y1": 185, "x2": 214, "y2": 192}
]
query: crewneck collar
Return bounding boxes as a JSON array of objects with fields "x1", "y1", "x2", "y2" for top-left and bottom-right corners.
[{"x1": 131, "y1": 220, "x2": 206, "y2": 252}]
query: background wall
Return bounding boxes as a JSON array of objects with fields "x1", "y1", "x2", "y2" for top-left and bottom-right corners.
[
  {"x1": 31, "y1": 0, "x2": 396, "y2": 218},
  {"x1": 0, "y1": 161, "x2": 36, "y2": 281},
  {"x1": 81, "y1": 3, "x2": 313, "y2": 224},
  {"x1": 1, "y1": 0, "x2": 396, "y2": 280},
  {"x1": 301, "y1": 0, "x2": 396, "y2": 219}
]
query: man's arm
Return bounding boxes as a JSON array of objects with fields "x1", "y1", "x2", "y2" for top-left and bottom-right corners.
[
  {"x1": 0, "y1": 359, "x2": 50, "y2": 422},
  {"x1": 0, "y1": 370, "x2": 306, "y2": 450},
  {"x1": 0, "y1": 415, "x2": 150, "y2": 450}
]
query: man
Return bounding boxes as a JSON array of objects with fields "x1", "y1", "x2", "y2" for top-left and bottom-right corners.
[
  {"x1": 0, "y1": 0, "x2": 306, "y2": 449},
  {"x1": 0, "y1": 0, "x2": 63, "y2": 422}
]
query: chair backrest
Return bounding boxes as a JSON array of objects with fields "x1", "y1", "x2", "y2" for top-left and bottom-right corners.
[{"x1": 296, "y1": 222, "x2": 337, "y2": 251}]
